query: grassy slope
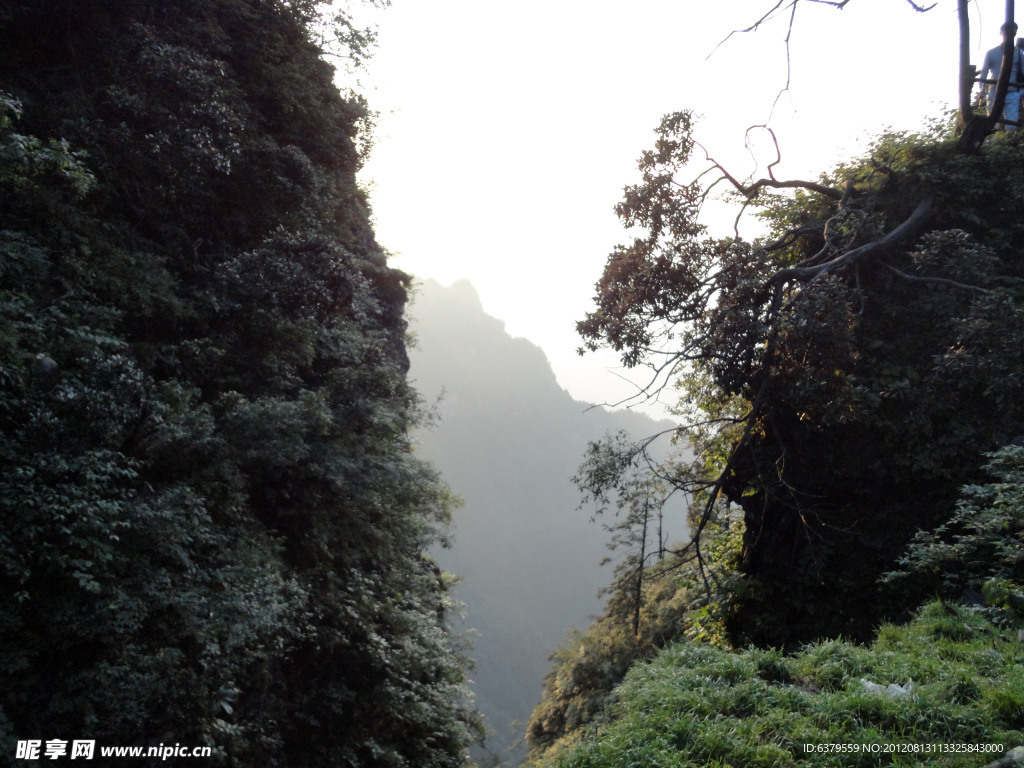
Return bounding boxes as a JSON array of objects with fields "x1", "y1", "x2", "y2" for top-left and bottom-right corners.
[{"x1": 532, "y1": 601, "x2": 1024, "y2": 767}]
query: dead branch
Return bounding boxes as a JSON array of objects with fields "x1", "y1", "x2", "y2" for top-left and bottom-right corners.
[
  {"x1": 694, "y1": 138, "x2": 843, "y2": 202},
  {"x1": 706, "y1": 1, "x2": 787, "y2": 60},
  {"x1": 589, "y1": 352, "x2": 689, "y2": 411},
  {"x1": 712, "y1": 1, "x2": 937, "y2": 122},
  {"x1": 773, "y1": 1, "x2": 799, "y2": 104}
]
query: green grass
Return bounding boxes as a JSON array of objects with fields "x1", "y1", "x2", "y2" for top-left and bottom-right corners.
[{"x1": 530, "y1": 602, "x2": 1024, "y2": 767}]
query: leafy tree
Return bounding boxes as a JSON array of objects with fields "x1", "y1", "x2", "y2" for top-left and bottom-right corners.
[
  {"x1": 525, "y1": 519, "x2": 744, "y2": 755},
  {"x1": 575, "y1": 104, "x2": 1024, "y2": 649},
  {"x1": 0, "y1": 2, "x2": 480, "y2": 765},
  {"x1": 574, "y1": 430, "x2": 675, "y2": 638}
]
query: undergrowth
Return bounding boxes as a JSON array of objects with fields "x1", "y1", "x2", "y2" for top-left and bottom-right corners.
[{"x1": 530, "y1": 601, "x2": 1024, "y2": 767}]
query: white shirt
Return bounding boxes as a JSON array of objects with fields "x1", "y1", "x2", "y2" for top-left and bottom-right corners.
[{"x1": 980, "y1": 44, "x2": 1024, "y2": 93}]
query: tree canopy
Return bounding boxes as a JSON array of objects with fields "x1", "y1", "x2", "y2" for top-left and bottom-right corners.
[
  {"x1": 0, "y1": 1, "x2": 479, "y2": 765},
  {"x1": 568, "y1": 0, "x2": 1024, "y2": 648},
  {"x1": 577, "y1": 111, "x2": 1024, "y2": 649}
]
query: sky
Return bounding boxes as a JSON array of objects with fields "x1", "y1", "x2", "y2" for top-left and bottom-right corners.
[{"x1": 353, "y1": 0, "x2": 1001, "y2": 414}]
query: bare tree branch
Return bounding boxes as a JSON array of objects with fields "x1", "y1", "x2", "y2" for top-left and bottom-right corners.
[
  {"x1": 706, "y1": 0, "x2": 788, "y2": 60},
  {"x1": 775, "y1": 1, "x2": 799, "y2": 104},
  {"x1": 712, "y1": 0, "x2": 937, "y2": 123},
  {"x1": 693, "y1": 138, "x2": 843, "y2": 202}
]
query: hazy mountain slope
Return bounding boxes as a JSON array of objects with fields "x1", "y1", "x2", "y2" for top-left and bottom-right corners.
[{"x1": 407, "y1": 279, "x2": 675, "y2": 763}]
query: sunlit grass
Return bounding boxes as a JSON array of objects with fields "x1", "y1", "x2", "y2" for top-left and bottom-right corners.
[{"x1": 531, "y1": 601, "x2": 1024, "y2": 767}]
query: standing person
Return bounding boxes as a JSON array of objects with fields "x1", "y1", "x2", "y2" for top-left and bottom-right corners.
[{"x1": 979, "y1": 22, "x2": 1023, "y2": 129}]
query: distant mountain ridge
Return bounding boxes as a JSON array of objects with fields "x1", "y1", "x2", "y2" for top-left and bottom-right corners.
[{"x1": 407, "y1": 279, "x2": 675, "y2": 764}]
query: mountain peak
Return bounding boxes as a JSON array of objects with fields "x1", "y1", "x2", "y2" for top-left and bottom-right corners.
[{"x1": 408, "y1": 279, "x2": 676, "y2": 764}]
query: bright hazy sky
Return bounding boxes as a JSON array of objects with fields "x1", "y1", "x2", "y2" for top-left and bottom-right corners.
[{"x1": 355, "y1": 0, "x2": 1001, "y2": 413}]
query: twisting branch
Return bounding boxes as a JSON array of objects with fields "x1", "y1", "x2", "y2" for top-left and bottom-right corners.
[
  {"x1": 761, "y1": 226, "x2": 825, "y2": 254},
  {"x1": 693, "y1": 137, "x2": 843, "y2": 202},
  {"x1": 767, "y1": 194, "x2": 935, "y2": 285}
]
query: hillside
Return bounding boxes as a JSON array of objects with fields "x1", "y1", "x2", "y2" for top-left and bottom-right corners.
[
  {"x1": 529, "y1": 600, "x2": 1024, "y2": 768},
  {"x1": 407, "y1": 279, "x2": 680, "y2": 764},
  {"x1": 0, "y1": 4, "x2": 477, "y2": 765}
]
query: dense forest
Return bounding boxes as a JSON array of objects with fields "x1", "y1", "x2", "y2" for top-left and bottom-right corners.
[{"x1": 0, "y1": 1, "x2": 479, "y2": 765}]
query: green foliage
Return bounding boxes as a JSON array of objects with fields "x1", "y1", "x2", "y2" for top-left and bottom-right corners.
[
  {"x1": 528, "y1": 602, "x2": 1024, "y2": 768},
  {"x1": 0, "y1": 2, "x2": 478, "y2": 765},
  {"x1": 526, "y1": 518, "x2": 744, "y2": 755},
  {"x1": 0, "y1": 95, "x2": 95, "y2": 198},
  {"x1": 886, "y1": 445, "x2": 1024, "y2": 626},
  {"x1": 574, "y1": 430, "x2": 677, "y2": 638},
  {"x1": 577, "y1": 110, "x2": 1024, "y2": 648}
]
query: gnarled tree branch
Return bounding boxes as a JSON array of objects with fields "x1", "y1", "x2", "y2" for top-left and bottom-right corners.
[
  {"x1": 662, "y1": 190, "x2": 938, "y2": 593},
  {"x1": 768, "y1": 193, "x2": 935, "y2": 285},
  {"x1": 694, "y1": 135, "x2": 843, "y2": 204}
]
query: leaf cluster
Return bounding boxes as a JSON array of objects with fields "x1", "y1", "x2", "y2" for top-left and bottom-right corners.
[{"x1": 885, "y1": 445, "x2": 1024, "y2": 623}]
